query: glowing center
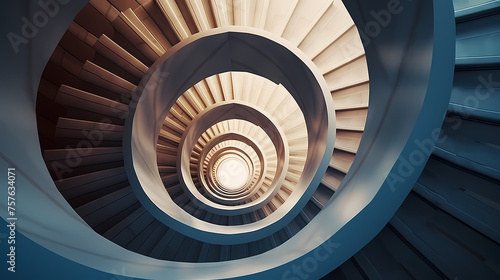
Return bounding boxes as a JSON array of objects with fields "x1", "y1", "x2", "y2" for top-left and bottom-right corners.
[{"x1": 216, "y1": 158, "x2": 250, "y2": 191}]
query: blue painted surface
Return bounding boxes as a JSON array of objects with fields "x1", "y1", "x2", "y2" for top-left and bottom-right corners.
[
  {"x1": 456, "y1": 13, "x2": 500, "y2": 67},
  {"x1": 0, "y1": 220, "x2": 142, "y2": 280},
  {"x1": 450, "y1": 69, "x2": 500, "y2": 121},
  {"x1": 454, "y1": 0, "x2": 500, "y2": 20}
]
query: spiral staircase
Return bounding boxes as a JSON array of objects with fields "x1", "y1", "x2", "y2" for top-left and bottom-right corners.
[
  {"x1": 34, "y1": 0, "x2": 370, "y2": 264},
  {"x1": 0, "y1": 0, "x2": 499, "y2": 279}
]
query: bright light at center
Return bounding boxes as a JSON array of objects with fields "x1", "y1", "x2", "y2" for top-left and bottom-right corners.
[{"x1": 216, "y1": 158, "x2": 249, "y2": 191}]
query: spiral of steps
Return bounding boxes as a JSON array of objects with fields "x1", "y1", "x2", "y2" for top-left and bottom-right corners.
[
  {"x1": 1, "y1": 0, "x2": 498, "y2": 279},
  {"x1": 323, "y1": 0, "x2": 500, "y2": 279},
  {"x1": 36, "y1": 0, "x2": 369, "y2": 264}
]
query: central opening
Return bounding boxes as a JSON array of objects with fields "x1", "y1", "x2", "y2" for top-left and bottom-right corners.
[{"x1": 216, "y1": 157, "x2": 250, "y2": 191}]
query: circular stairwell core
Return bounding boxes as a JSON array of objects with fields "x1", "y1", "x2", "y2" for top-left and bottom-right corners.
[{"x1": 215, "y1": 157, "x2": 250, "y2": 191}]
